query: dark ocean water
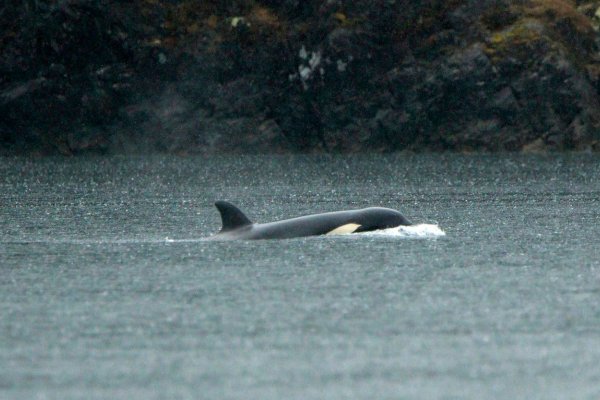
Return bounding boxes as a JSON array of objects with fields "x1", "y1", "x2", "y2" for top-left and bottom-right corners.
[{"x1": 1, "y1": 154, "x2": 600, "y2": 399}]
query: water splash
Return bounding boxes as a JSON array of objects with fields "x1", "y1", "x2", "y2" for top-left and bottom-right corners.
[{"x1": 355, "y1": 224, "x2": 446, "y2": 238}]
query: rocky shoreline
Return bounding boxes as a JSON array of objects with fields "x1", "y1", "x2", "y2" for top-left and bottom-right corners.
[{"x1": 2, "y1": 0, "x2": 600, "y2": 155}]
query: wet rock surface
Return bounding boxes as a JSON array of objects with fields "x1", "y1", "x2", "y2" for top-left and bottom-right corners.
[{"x1": 1, "y1": 0, "x2": 600, "y2": 154}]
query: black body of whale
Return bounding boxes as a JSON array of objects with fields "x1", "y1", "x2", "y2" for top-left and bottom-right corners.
[{"x1": 210, "y1": 201, "x2": 411, "y2": 240}]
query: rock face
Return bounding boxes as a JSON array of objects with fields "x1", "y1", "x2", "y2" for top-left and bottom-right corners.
[{"x1": 1, "y1": 0, "x2": 600, "y2": 154}]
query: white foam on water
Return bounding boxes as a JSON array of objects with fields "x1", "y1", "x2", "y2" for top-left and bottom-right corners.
[
  {"x1": 163, "y1": 237, "x2": 206, "y2": 243},
  {"x1": 354, "y1": 224, "x2": 446, "y2": 238}
]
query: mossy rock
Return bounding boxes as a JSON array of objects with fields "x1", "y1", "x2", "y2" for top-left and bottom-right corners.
[
  {"x1": 485, "y1": 18, "x2": 548, "y2": 64},
  {"x1": 525, "y1": 0, "x2": 597, "y2": 54}
]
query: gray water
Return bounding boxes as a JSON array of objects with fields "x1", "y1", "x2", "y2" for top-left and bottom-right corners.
[{"x1": 1, "y1": 155, "x2": 600, "y2": 400}]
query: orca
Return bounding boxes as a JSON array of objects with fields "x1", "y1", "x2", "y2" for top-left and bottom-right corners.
[{"x1": 209, "y1": 201, "x2": 411, "y2": 240}]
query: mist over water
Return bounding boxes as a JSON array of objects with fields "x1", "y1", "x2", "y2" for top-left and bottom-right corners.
[{"x1": 1, "y1": 154, "x2": 600, "y2": 399}]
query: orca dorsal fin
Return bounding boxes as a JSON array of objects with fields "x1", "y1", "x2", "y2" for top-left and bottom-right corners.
[{"x1": 215, "y1": 201, "x2": 252, "y2": 232}]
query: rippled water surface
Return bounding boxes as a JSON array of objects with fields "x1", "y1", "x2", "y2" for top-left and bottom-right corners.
[{"x1": 1, "y1": 154, "x2": 600, "y2": 399}]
